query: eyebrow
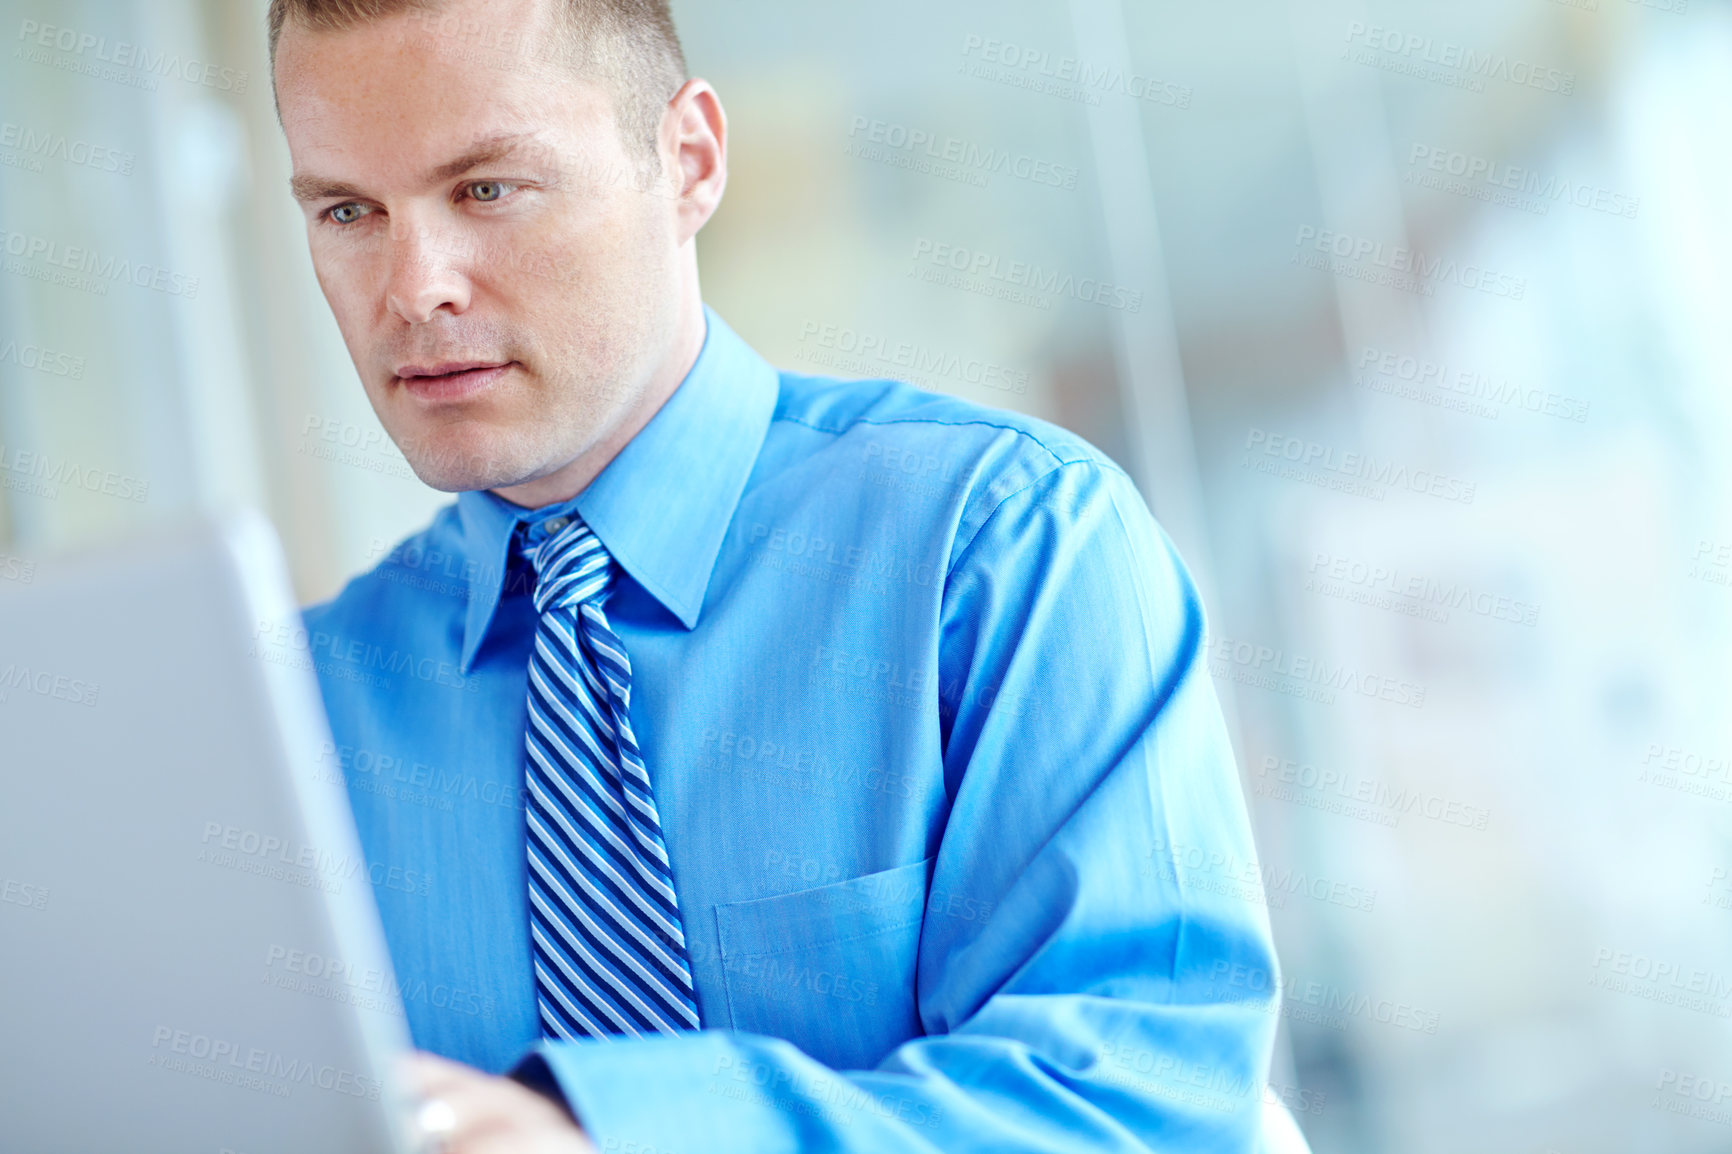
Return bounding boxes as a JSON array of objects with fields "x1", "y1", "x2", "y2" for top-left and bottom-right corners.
[{"x1": 289, "y1": 131, "x2": 543, "y2": 202}]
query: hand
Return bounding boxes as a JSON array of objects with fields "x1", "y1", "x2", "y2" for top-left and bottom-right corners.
[{"x1": 403, "y1": 1050, "x2": 596, "y2": 1154}]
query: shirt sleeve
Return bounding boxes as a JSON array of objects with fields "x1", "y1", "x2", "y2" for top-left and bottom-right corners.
[{"x1": 523, "y1": 458, "x2": 1284, "y2": 1153}]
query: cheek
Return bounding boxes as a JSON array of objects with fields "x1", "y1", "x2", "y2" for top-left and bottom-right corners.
[
  {"x1": 309, "y1": 239, "x2": 380, "y2": 328},
  {"x1": 479, "y1": 230, "x2": 632, "y2": 345},
  {"x1": 548, "y1": 192, "x2": 663, "y2": 287}
]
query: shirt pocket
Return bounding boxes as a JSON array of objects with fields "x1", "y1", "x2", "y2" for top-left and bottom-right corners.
[{"x1": 714, "y1": 857, "x2": 931, "y2": 1071}]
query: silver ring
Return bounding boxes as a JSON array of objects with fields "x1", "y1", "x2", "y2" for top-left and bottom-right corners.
[{"x1": 415, "y1": 1096, "x2": 458, "y2": 1153}]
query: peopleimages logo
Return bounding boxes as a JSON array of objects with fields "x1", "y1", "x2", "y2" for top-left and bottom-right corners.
[
  {"x1": 1255, "y1": 755, "x2": 1492, "y2": 831},
  {"x1": 1342, "y1": 21, "x2": 1575, "y2": 95},
  {"x1": 959, "y1": 34, "x2": 1192, "y2": 109},
  {"x1": 1357, "y1": 346, "x2": 1590, "y2": 424},
  {"x1": 148, "y1": 1026, "x2": 381, "y2": 1100},
  {"x1": 251, "y1": 619, "x2": 480, "y2": 695},
  {"x1": 0, "y1": 663, "x2": 101, "y2": 708},
  {"x1": 846, "y1": 116, "x2": 1079, "y2": 190},
  {"x1": 1204, "y1": 628, "x2": 1427, "y2": 709},
  {"x1": 909, "y1": 238, "x2": 1143, "y2": 313},
  {"x1": 1589, "y1": 947, "x2": 1732, "y2": 1012},
  {"x1": 15, "y1": 19, "x2": 248, "y2": 93},
  {"x1": 0, "y1": 442, "x2": 150, "y2": 503},
  {"x1": 1208, "y1": 961, "x2": 1442, "y2": 1034},
  {"x1": 1242, "y1": 428, "x2": 1478, "y2": 505},
  {"x1": 1145, "y1": 835, "x2": 1379, "y2": 913},
  {"x1": 1653, "y1": 1069, "x2": 1732, "y2": 1129},
  {"x1": 1406, "y1": 144, "x2": 1639, "y2": 220},
  {"x1": 0, "y1": 227, "x2": 200, "y2": 299},
  {"x1": 1293, "y1": 226, "x2": 1526, "y2": 300},
  {"x1": 0, "y1": 120, "x2": 134, "y2": 175},
  {"x1": 798, "y1": 321, "x2": 1030, "y2": 396},
  {"x1": 1307, "y1": 550, "x2": 1540, "y2": 627},
  {"x1": 0, "y1": 336, "x2": 85, "y2": 379}
]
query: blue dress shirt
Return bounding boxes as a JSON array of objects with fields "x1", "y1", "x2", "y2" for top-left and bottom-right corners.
[{"x1": 303, "y1": 308, "x2": 1282, "y2": 1152}]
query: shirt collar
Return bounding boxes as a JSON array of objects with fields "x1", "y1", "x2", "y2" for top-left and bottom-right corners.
[{"x1": 455, "y1": 306, "x2": 778, "y2": 672}]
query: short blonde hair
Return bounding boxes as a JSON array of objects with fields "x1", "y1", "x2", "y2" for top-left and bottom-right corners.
[{"x1": 268, "y1": 0, "x2": 688, "y2": 161}]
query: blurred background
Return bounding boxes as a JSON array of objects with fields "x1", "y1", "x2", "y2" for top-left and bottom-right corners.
[{"x1": 3, "y1": 0, "x2": 1731, "y2": 1149}]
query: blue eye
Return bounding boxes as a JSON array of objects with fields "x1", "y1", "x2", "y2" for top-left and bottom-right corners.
[
  {"x1": 328, "y1": 202, "x2": 369, "y2": 225},
  {"x1": 470, "y1": 181, "x2": 508, "y2": 202}
]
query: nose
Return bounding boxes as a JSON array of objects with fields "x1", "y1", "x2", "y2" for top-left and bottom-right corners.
[{"x1": 384, "y1": 217, "x2": 473, "y2": 325}]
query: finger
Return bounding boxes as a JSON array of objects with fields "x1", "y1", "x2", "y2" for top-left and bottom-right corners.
[
  {"x1": 401, "y1": 1050, "x2": 485, "y2": 1097},
  {"x1": 459, "y1": 1117, "x2": 597, "y2": 1154},
  {"x1": 460, "y1": 1122, "x2": 595, "y2": 1150},
  {"x1": 409, "y1": 1062, "x2": 578, "y2": 1148},
  {"x1": 446, "y1": 1073, "x2": 573, "y2": 1135},
  {"x1": 401, "y1": 1054, "x2": 508, "y2": 1149},
  {"x1": 397, "y1": 1050, "x2": 588, "y2": 1154}
]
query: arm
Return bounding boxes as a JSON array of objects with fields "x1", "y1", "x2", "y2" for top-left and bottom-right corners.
[{"x1": 520, "y1": 459, "x2": 1281, "y2": 1152}]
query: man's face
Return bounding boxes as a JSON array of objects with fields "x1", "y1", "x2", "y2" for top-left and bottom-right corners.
[{"x1": 275, "y1": 0, "x2": 681, "y2": 492}]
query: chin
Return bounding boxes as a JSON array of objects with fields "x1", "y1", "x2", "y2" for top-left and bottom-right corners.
[
  {"x1": 404, "y1": 462, "x2": 507, "y2": 494},
  {"x1": 396, "y1": 430, "x2": 523, "y2": 493}
]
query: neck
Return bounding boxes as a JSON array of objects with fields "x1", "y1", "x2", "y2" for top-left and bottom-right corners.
[{"x1": 492, "y1": 263, "x2": 706, "y2": 510}]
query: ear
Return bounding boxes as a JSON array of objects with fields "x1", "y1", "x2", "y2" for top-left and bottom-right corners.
[{"x1": 660, "y1": 78, "x2": 727, "y2": 243}]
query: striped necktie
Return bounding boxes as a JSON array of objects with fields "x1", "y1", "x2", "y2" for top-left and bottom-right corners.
[{"x1": 520, "y1": 512, "x2": 700, "y2": 1038}]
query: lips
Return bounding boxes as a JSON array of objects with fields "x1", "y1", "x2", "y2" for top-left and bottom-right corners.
[{"x1": 392, "y1": 360, "x2": 515, "y2": 402}]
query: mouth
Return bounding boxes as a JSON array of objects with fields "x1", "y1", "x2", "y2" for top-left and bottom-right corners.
[{"x1": 392, "y1": 360, "x2": 516, "y2": 402}]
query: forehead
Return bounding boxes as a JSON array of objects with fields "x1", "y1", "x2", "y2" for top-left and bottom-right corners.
[{"x1": 274, "y1": 0, "x2": 616, "y2": 178}]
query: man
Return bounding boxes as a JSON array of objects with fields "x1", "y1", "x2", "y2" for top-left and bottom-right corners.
[{"x1": 273, "y1": 0, "x2": 1287, "y2": 1150}]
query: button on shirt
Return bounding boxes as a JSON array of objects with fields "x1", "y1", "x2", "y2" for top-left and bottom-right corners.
[{"x1": 302, "y1": 307, "x2": 1281, "y2": 1152}]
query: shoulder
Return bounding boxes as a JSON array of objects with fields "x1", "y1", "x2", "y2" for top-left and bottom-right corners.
[
  {"x1": 765, "y1": 370, "x2": 1145, "y2": 560},
  {"x1": 301, "y1": 501, "x2": 469, "y2": 634},
  {"x1": 770, "y1": 370, "x2": 1115, "y2": 473}
]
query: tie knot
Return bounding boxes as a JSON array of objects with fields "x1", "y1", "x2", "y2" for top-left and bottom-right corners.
[{"x1": 524, "y1": 514, "x2": 614, "y2": 614}]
